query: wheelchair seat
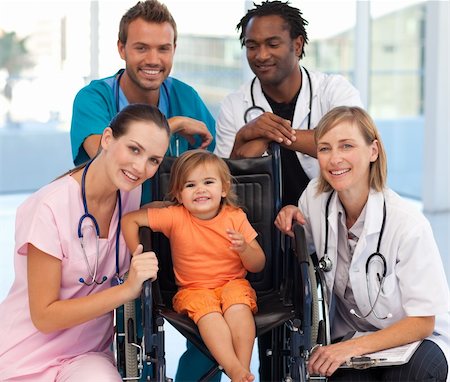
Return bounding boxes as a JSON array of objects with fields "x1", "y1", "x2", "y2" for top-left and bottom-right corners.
[{"x1": 145, "y1": 146, "x2": 297, "y2": 377}]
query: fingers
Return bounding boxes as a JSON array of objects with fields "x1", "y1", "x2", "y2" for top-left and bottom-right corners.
[
  {"x1": 198, "y1": 132, "x2": 213, "y2": 149},
  {"x1": 172, "y1": 117, "x2": 213, "y2": 149},
  {"x1": 244, "y1": 113, "x2": 297, "y2": 145},
  {"x1": 130, "y1": 250, "x2": 159, "y2": 283},
  {"x1": 226, "y1": 229, "x2": 246, "y2": 252},
  {"x1": 274, "y1": 205, "x2": 305, "y2": 236},
  {"x1": 308, "y1": 344, "x2": 348, "y2": 377}
]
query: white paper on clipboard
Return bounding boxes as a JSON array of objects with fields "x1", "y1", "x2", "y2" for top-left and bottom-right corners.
[{"x1": 340, "y1": 331, "x2": 422, "y2": 368}]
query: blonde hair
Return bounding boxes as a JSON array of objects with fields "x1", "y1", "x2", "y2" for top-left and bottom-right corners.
[
  {"x1": 167, "y1": 150, "x2": 239, "y2": 207},
  {"x1": 314, "y1": 106, "x2": 387, "y2": 193}
]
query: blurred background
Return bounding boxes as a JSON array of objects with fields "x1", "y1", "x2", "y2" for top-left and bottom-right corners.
[{"x1": 0, "y1": 0, "x2": 448, "y2": 379}]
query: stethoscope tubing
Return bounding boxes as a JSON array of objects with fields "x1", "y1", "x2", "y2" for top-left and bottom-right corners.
[
  {"x1": 78, "y1": 159, "x2": 122, "y2": 286},
  {"x1": 115, "y1": 69, "x2": 176, "y2": 156},
  {"x1": 244, "y1": 66, "x2": 313, "y2": 128},
  {"x1": 321, "y1": 191, "x2": 390, "y2": 320}
]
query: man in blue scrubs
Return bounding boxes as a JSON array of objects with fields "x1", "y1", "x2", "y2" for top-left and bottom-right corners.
[
  {"x1": 70, "y1": 1, "x2": 219, "y2": 381},
  {"x1": 70, "y1": 0, "x2": 215, "y2": 166}
]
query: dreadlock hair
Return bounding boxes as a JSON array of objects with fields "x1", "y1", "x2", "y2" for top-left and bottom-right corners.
[{"x1": 237, "y1": 1, "x2": 309, "y2": 58}]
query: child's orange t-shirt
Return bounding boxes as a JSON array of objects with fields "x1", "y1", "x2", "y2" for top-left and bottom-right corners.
[{"x1": 147, "y1": 205, "x2": 257, "y2": 289}]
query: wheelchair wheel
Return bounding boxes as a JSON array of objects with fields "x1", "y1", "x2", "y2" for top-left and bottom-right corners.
[
  {"x1": 311, "y1": 263, "x2": 331, "y2": 346},
  {"x1": 307, "y1": 259, "x2": 322, "y2": 348},
  {"x1": 124, "y1": 277, "x2": 139, "y2": 378}
]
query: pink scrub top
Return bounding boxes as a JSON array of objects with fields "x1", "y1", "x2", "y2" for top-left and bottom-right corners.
[{"x1": 0, "y1": 175, "x2": 141, "y2": 380}]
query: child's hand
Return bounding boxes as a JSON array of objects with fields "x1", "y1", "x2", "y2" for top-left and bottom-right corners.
[{"x1": 226, "y1": 228, "x2": 247, "y2": 254}]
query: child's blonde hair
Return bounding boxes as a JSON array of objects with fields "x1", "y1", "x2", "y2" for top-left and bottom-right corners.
[{"x1": 167, "y1": 150, "x2": 239, "y2": 207}]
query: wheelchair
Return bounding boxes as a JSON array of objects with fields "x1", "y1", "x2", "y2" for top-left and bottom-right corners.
[{"x1": 114, "y1": 144, "x2": 330, "y2": 382}]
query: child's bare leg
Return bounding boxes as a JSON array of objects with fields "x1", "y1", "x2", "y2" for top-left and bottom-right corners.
[
  {"x1": 197, "y1": 312, "x2": 254, "y2": 382},
  {"x1": 224, "y1": 304, "x2": 256, "y2": 369}
]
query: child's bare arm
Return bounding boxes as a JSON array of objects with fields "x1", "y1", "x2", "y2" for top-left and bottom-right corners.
[
  {"x1": 121, "y1": 209, "x2": 150, "y2": 254},
  {"x1": 227, "y1": 229, "x2": 266, "y2": 273}
]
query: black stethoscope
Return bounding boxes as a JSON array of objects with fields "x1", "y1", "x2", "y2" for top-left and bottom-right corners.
[
  {"x1": 321, "y1": 191, "x2": 391, "y2": 320},
  {"x1": 244, "y1": 66, "x2": 313, "y2": 127},
  {"x1": 77, "y1": 159, "x2": 123, "y2": 287}
]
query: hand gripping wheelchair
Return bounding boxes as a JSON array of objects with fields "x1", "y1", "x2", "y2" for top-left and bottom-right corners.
[{"x1": 114, "y1": 144, "x2": 330, "y2": 381}]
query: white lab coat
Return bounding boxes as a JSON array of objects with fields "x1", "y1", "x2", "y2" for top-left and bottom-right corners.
[
  {"x1": 300, "y1": 178, "x2": 450, "y2": 375},
  {"x1": 214, "y1": 67, "x2": 363, "y2": 178}
]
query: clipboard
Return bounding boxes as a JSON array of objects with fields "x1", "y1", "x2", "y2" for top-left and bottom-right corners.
[{"x1": 339, "y1": 331, "x2": 422, "y2": 369}]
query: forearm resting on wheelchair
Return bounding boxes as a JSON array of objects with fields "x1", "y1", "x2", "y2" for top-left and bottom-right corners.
[
  {"x1": 230, "y1": 137, "x2": 270, "y2": 158},
  {"x1": 346, "y1": 316, "x2": 435, "y2": 356},
  {"x1": 285, "y1": 129, "x2": 317, "y2": 158}
]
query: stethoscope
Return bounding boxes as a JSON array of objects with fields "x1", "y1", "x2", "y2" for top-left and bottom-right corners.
[
  {"x1": 320, "y1": 191, "x2": 391, "y2": 320},
  {"x1": 77, "y1": 159, "x2": 124, "y2": 287},
  {"x1": 115, "y1": 69, "x2": 168, "y2": 111},
  {"x1": 115, "y1": 69, "x2": 179, "y2": 155},
  {"x1": 244, "y1": 66, "x2": 313, "y2": 127}
]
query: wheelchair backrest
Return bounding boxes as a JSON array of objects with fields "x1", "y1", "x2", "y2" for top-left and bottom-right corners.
[{"x1": 146, "y1": 146, "x2": 282, "y2": 306}]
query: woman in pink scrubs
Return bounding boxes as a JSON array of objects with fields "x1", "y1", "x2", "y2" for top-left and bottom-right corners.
[{"x1": 0, "y1": 104, "x2": 170, "y2": 381}]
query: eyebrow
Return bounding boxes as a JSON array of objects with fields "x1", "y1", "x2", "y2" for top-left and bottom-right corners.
[
  {"x1": 130, "y1": 139, "x2": 164, "y2": 159},
  {"x1": 130, "y1": 139, "x2": 145, "y2": 151},
  {"x1": 185, "y1": 176, "x2": 217, "y2": 183},
  {"x1": 132, "y1": 41, "x2": 173, "y2": 49},
  {"x1": 318, "y1": 138, "x2": 357, "y2": 145},
  {"x1": 245, "y1": 36, "x2": 282, "y2": 45}
]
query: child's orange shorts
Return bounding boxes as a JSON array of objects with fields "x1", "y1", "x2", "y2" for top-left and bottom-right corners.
[{"x1": 172, "y1": 278, "x2": 257, "y2": 324}]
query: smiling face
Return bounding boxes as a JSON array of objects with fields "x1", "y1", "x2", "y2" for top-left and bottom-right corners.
[
  {"x1": 244, "y1": 15, "x2": 302, "y2": 89},
  {"x1": 317, "y1": 121, "x2": 379, "y2": 200},
  {"x1": 177, "y1": 163, "x2": 227, "y2": 220},
  {"x1": 102, "y1": 120, "x2": 169, "y2": 192},
  {"x1": 118, "y1": 18, "x2": 175, "y2": 98}
]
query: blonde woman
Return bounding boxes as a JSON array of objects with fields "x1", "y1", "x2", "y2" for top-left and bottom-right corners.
[{"x1": 276, "y1": 106, "x2": 449, "y2": 381}]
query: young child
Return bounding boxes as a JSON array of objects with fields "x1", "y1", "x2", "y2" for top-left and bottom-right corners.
[{"x1": 122, "y1": 150, "x2": 265, "y2": 382}]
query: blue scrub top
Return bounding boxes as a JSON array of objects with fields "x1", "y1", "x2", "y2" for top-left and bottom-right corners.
[{"x1": 70, "y1": 70, "x2": 216, "y2": 203}]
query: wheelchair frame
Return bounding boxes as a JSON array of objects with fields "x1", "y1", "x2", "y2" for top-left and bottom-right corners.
[{"x1": 114, "y1": 145, "x2": 330, "y2": 382}]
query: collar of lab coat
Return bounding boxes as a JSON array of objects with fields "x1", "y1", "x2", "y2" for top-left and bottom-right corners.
[
  {"x1": 323, "y1": 189, "x2": 386, "y2": 292},
  {"x1": 326, "y1": 189, "x2": 385, "y2": 261}
]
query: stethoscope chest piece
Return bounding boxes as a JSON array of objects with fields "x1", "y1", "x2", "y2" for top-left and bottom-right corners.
[
  {"x1": 319, "y1": 256, "x2": 333, "y2": 272},
  {"x1": 110, "y1": 274, "x2": 124, "y2": 287}
]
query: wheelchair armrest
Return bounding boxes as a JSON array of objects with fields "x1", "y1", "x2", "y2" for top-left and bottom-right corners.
[{"x1": 292, "y1": 223, "x2": 309, "y2": 264}]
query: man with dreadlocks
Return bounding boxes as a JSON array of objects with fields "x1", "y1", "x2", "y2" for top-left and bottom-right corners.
[
  {"x1": 215, "y1": 0, "x2": 362, "y2": 207},
  {"x1": 214, "y1": 1, "x2": 362, "y2": 380}
]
